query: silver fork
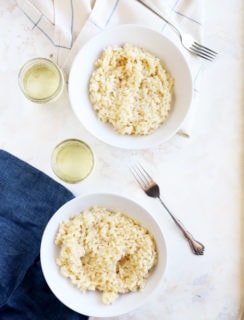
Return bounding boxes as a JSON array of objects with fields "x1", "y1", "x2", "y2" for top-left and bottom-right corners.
[
  {"x1": 136, "y1": 0, "x2": 217, "y2": 61},
  {"x1": 130, "y1": 162, "x2": 205, "y2": 255}
]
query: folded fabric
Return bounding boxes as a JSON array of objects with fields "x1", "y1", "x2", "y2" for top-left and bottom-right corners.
[
  {"x1": 0, "y1": 150, "x2": 88, "y2": 320},
  {"x1": 16, "y1": 0, "x2": 204, "y2": 137}
]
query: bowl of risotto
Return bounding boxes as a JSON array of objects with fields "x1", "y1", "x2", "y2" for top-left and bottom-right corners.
[
  {"x1": 69, "y1": 24, "x2": 192, "y2": 149},
  {"x1": 40, "y1": 193, "x2": 167, "y2": 317}
]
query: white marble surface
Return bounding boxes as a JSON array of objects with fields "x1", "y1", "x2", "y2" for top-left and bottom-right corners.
[{"x1": 0, "y1": 1, "x2": 243, "y2": 319}]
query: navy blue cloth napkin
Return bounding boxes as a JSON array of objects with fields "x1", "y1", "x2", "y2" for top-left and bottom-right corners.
[{"x1": 0, "y1": 150, "x2": 88, "y2": 320}]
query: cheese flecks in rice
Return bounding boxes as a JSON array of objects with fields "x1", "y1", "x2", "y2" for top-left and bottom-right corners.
[
  {"x1": 88, "y1": 44, "x2": 174, "y2": 136},
  {"x1": 55, "y1": 206, "x2": 158, "y2": 304}
]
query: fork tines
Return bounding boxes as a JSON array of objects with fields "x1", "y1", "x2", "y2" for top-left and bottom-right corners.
[
  {"x1": 191, "y1": 42, "x2": 218, "y2": 61},
  {"x1": 130, "y1": 162, "x2": 153, "y2": 189}
]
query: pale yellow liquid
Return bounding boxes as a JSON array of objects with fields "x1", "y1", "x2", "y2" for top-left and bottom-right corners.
[
  {"x1": 22, "y1": 63, "x2": 60, "y2": 100},
  {"x1": 52, "y1": 140, "x2": 94, "y2": 183}
]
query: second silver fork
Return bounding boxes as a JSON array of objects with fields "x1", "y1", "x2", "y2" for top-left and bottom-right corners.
[{"x1": 131, "y1": 162, "x2": 205, "y2": 255}]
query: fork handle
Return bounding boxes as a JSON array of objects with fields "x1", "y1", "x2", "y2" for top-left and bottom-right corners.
[
  {"x1": 158, "y1": 197, "x2": 205, "y2": 255},
  {"x1": 136, "y1": 0, "x2": 181, "y2": 37}
]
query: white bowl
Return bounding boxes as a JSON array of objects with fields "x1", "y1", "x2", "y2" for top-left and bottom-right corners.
[
  {"x1": 40, "y1": 193, "x2": 167, "y2": 317},
  {"x1": 69, "y1": 24, "x2": 193, "y2": 150}
]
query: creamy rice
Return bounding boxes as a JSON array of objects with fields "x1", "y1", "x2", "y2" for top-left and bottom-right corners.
[
  {"x1": 55, "y1": 206, "x2": 158, "y2": 304},
  {"x1": 89, "y1": 44, "x2": 174, "y2": 135}
]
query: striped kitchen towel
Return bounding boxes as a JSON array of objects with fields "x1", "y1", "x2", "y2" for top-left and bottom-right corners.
[{"x1": 16, "y1": 0, "x2": 205, "y2": 137}]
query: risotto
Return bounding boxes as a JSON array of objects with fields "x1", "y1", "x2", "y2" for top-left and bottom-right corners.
[
  {"x1": 89, "y1": 44, "x2": 174, "y2": 135},
  {"x1": 55, "y1": 206, "x2": 158, "y2": 304}
]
